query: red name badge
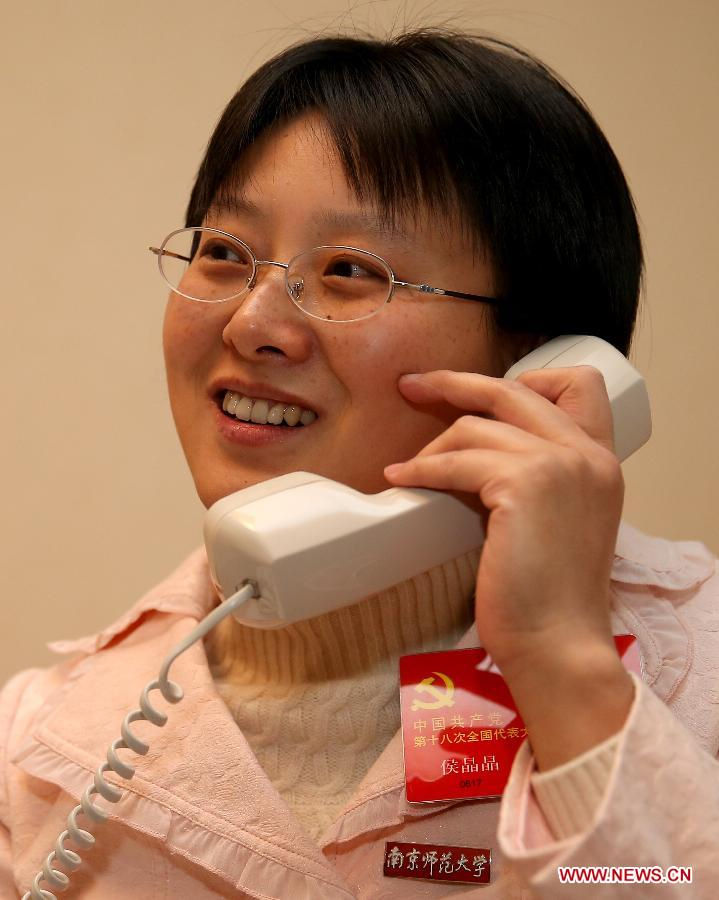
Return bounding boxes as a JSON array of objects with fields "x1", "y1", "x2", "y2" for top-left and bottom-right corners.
[{"x1": 399, "y1": 634, "x2": 641, "y2": 804}]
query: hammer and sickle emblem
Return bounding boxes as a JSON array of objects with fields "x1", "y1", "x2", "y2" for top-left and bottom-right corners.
[{"x1": 410, "y1": 671, "x2": 455, "y2": 711}]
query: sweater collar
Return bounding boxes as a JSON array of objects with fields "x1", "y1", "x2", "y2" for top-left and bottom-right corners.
[{"x1": 203, "y1": 547, "x2": 479, "y2": 685}]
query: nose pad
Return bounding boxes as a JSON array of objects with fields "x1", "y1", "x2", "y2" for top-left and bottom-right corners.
[{"x1": 288, "y1": 277, "x2": 305, "y2": 304}]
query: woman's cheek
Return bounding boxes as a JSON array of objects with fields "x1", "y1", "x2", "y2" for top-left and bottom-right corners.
[
  {"x1": 162, "y1": 299, "x2": 214, "y2": 372},
  {"x1": 339, "y1": 311, "x2": 431, "y2": 371}
]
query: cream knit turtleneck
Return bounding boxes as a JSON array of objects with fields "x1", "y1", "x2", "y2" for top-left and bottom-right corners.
[{"x1": 203, "y1": 550, "x2": 480, "y2": 841}]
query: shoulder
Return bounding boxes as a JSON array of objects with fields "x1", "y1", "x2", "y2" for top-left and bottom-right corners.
[
  {"x1": 611, "y1": 519, "x2": 717, "y2": 630},
  {"x1": 0, "y1": 665, "x2": 68, "y2": 820},
  {"x1": 611, "y1": 519, "x2": 718, "y2": 751},
  {"x1": 613, "y1": 519, "x2": 717, "y2": 593},
  {"x1": 0, "y1": 546, "x2": 214, "y2": 791}
]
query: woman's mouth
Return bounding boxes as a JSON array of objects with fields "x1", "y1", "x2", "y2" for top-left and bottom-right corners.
[{"x1": 217, "y1": 390, "x2": 317, "y2": 428}]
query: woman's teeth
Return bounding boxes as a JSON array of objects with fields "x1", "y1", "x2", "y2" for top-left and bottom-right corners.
[{"x1": 221, "y1": 391, "x2": 317, "y2": 427}]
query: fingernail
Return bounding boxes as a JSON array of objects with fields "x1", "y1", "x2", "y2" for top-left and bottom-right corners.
[
  {"x1": 384, "y1": 463, "x2": 405, "y2": 477},
  {"x1": 398, "y1": 374, "x2": 441, "y2": 399}
]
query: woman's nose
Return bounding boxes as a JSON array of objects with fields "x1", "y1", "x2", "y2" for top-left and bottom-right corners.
[{"x1": 221, "y1": 263, "x2": 314, "y2": 363}]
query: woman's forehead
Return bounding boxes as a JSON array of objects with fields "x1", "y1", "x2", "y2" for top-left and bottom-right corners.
[
  {"x1": 208, "y1": 187, "x2": 410, "y2": 242},
  {"x1": 207, "y1": 112, "x2": 464, "y2": 230},
  {"x1": 206, "y1": 176, "x2": 474, "y2": 260}
]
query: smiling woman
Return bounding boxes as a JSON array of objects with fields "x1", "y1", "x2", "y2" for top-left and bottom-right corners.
[{"x1": 3, "y1": 25, "x2": 719, "y2": 900}]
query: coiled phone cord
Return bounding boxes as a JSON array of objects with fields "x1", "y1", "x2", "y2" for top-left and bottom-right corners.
[{"x1": 21, "y1": 580, "x2": 258, "y2": 900}]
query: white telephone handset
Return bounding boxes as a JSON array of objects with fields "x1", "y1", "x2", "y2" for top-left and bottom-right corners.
[
  {"x1": 204, "y1": 334, "x2": 651, "y2": 628},
  {"x1": 22, "y1": 335, "x2": 651, "y2": 900}
]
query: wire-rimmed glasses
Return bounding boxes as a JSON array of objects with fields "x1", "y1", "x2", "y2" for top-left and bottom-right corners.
[{"x1": 149, "y1": 226, "x2": 498, "y2": 323}]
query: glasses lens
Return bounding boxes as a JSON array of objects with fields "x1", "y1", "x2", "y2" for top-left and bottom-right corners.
[
  {"x1": 287, "y1": 247, "x2": 391, "y2": 322},
  {"x1": 160, "y1": 228, "x2": 254, "y2": 302}
]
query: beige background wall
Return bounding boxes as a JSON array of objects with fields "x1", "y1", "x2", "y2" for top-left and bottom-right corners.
[{"x1": 1, "y1": 0, "x2": 717, "y2": 685}]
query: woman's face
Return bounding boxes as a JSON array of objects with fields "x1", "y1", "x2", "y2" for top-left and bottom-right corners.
[{"x1": 163, "y1": 112, "x2": 507, "y2": 508}]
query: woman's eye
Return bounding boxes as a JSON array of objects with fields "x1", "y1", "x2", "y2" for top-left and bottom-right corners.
[
  {"x1": 200, "y1": 241, "x2": 246, "y2": 264},
  {"x1": 327, "y1": 257, "x2": 382, "y2": 279}
]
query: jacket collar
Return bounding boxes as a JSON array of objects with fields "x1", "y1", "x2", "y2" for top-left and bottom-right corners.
[{"x1": 45, "y1": 546, "x2": 215, "y2": 657}]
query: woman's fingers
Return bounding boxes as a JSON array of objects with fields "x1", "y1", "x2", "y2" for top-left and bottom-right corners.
[
  {"x1": 385, "y1": 448, "x2": 509, "y2": 494},
  {"x1": 399, "y1": 366, "x2": 614, "y2": 453},
  {"x1": 512, "y1": 366, "x2": 615, "y2": 452},
  {"x1": 409, "y1": 413, "x2": 543, "y2": 459}
]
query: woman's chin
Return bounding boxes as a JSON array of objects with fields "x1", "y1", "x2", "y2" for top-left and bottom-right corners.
[
  {"x1": 195, "y1": 472, "x2": 273, "y2": 510},
  {"x1": 192, "y1": 462, "x2": 393, "y2": 510}
]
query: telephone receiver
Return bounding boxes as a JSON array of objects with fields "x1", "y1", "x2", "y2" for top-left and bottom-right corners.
[{"x1": 204, "y1": 335, "x2": 651, "y2": 629}]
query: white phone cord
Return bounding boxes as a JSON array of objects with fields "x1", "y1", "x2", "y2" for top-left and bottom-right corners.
[{"x1": 21, "y1": 581, "x2": 257, "y2": 900}]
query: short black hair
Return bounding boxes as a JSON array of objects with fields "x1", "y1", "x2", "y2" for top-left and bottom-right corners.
[{"x1": 185, "y1": 28, "x2": 643, "y2": 356}]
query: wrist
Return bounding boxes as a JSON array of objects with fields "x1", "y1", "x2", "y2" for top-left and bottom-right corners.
[
  {"x1": 497, "y1": 630, "x2": 622, "y2": 687},
  {"x1": 499, "y1": 638, "x2": 635, "y2": 771}
]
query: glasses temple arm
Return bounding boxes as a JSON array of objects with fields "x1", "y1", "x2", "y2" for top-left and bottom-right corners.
[
  {"x1": 394, "y1": 279, "x2": 499, "y2": 306},
  {"x1": 148, "y1": 246, "x2": 192, "y2": 263}
]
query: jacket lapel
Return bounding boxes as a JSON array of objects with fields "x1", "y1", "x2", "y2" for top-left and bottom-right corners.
[{"x1": 14, "y1": 609, "x2": 355, "y2": 896}]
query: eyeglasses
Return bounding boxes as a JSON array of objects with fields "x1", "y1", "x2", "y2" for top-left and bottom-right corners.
[{"x1": 149, "y1": 226, "x2": 498, "y2": 323}]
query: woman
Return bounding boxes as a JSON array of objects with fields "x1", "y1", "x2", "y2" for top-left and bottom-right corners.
[{"x1": 2, "y1": 28, "x2": 717, "y2": 899}]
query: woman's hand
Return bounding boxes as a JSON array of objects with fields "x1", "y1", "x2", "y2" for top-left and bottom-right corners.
[{"x1": 383, "y1": 366, "x2": 635, "y2": 769}]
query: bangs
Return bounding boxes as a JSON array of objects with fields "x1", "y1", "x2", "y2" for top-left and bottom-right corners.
[{"x1": 186, "y1": 32, "x2": 508, "y2": 262}]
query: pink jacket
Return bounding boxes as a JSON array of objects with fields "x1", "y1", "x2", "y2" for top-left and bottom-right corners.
[{"x1": 1, "y1": 520, "x2": 718, "y2": 898}]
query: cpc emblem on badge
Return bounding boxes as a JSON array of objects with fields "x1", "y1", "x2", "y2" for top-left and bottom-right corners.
[{"x1": 410, "y1": 671, "x2": 455, "y2": 711}]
